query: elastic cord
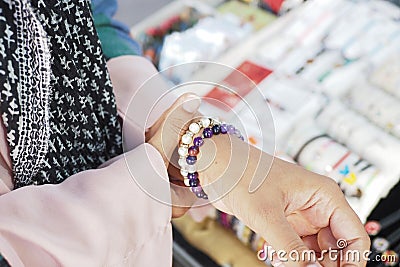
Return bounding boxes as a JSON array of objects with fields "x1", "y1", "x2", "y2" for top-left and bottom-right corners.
[{"x1": 293, "y1": 134, "x2": 328, "y2": 162}]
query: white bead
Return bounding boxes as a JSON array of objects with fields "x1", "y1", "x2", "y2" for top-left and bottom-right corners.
[
  {"x1": 184, "y1": 178, "x2": 190, "y2": 187},
  {"x1": 178, "y1": 157, "x2": 186, "y2": 167},
  {"x1": 180, "y1": 169, "x2": 188, "y2": 177},
  {"x1": 178, "y1": 147, "x2": 188, "y2": 157},
  {"x1": 181, "y1": 134, "x2": 192, "y2": 145},
  {"x1": 200, "y1": 118, "x2": 210, "y2": 128},
  {"x1": 211, "y1": 117, "x2": 221, "y2": 125},
  {"x1": 189, "y1": 123, "x2": 201, "y2": 134},
  {"x1": 187, "y1": 165, "x2": 196, "y2": 173}
]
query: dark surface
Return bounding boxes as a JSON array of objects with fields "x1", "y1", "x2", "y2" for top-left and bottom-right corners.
[
  {"x1": 368, "y1": 181, "x2": 400, "y2": 235},
  {"x1": 173, "y1": 226, "x2": 221, "y2": 267},
  {"x1": 367, "y1": 180, "x2": 400, "y2": 266}
]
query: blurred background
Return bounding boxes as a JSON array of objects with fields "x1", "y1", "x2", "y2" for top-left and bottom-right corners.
[
  {"x1": 111, "y1": 1, "x2": 400, "y2": 266},
  {"x1": 115, "y1": 0, "x2": 172, "y2": 25}
]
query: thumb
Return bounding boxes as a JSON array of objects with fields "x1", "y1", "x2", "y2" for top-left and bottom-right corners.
[
  {"x1": 157, "y1": 93, "x2": 202, "y2": 160},
  {"x1": 261, "y1": 213, "x2": 318, "y2": 267}
]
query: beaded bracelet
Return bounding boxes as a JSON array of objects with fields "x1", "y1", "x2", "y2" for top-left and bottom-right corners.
[{"x1": 178, "y1": 117, "x2": 244, "y2": 199}]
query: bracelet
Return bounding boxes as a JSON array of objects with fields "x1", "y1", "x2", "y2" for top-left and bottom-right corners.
[{"x1": 178, "y1": 117, "x2": 244, "y2": 199}]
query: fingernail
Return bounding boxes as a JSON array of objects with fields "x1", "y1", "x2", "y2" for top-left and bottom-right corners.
[{"x1": 182, "y1": 95, "x2": 201, "y2": 113}]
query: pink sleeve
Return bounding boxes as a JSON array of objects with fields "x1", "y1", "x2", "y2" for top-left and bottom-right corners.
[
  {"x1": 107, "y1": 56, "x2": 178, "y2": 151},
  {"x1": 0, "y1": 143, "x2": 172, "y2": 266}
]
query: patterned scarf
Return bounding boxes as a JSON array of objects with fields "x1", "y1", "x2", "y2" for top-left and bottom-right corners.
[{"x1": 0, "y1": 0, "x2": 122, "y2": 188}]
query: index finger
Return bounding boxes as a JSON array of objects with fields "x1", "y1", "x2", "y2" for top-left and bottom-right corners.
[{"x1": 329, "y1": 197, "x2": 371, "y2": 267}]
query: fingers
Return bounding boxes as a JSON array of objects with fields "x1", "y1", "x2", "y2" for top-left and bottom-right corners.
[
  {"x1": 329, "y1": 200, "x2": 370, "y2": 267},
  {"x1": 151, "y1": 94, "x2": 202, "y2": 215},
  {"x1": 259, "y1": 210, "x2": 319, "y2": 267},
  {"x1": 170, "y1": 184, "x2": 196, "y2": 218},
  {"x1": 150, "y1": 93, "x2": 201, "y2": 162},
  {"x1": 163, "y1": 93, "x2": 201, "y2": 135},
  {"x1": 317, "y1": 227, "x2": 341, "y2": 267}
]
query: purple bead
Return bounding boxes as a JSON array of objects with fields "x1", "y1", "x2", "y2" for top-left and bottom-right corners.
[
  {"x1": 239, "y1": 136, "x2": 245, "y2": 141},
  {"x1": 220, "y1": 124, "x2": 228, "y2": 134},
  {"x1": 212, "y1": 125, "x2": 221, "y2": 135},
  {"x1": 187, "y1": 172, "x2": 199, "y2": 180},
  {"x1": 234, "y1": 129, "x2": 241, "y2": 137},
  {"x1": 196, "y1": 192, "x2": 205, "y2": 198},
  {"x1": 189, "y1": 178, "x2": 200, "y2": 187},
  {"x1": 203, "y1": 127, "x2": 213, "y2": 138},
  {"x1": 186, "y1": 156, "x2": 197, "y2": 165},
  {"x1": 202, "y1": 194, "x2": 208, "y2": 199},
  {"x1": 188, "y1": 146, "x2": 199, "y2": 156},
  {"x1": 193, "y1": 137, "x2": 204, "y2": 147},
  {"x1": 227, "y1": 125, "x2": 236, "y2": 134},
  {"x1": 191, "y1": 186, "x2": 203, "y2": 194}
]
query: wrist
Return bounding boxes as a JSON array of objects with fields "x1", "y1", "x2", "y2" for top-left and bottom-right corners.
[
  {"x1": 197, "y1": 134, "x2": 232, "y2": 185},
  {"x1": 176, "y1": 117, "x2": 248, "y2": 200}
]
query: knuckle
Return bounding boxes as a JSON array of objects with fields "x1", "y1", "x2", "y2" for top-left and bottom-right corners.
[{"x1": 283, "y1": 239, "x2": 308, "y2": 255}]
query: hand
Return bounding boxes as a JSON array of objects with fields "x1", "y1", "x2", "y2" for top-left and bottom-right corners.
[
  {"x1": 147, "y1": 93, "x2": 201, "y2": 218},
  {"x1": 199, "y1": 135, "x2": 370, "y2": 267}
]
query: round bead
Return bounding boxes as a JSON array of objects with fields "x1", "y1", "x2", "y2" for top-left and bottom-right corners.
[
  {"x1": 220, "y1": 124, "x2": 228, "y2": 134},
  {"x1": 191, "y1": 186, "x2": 203, "y2": 194},
  {"x1": 365, "y1": 221, "x2": 381, "y2": 236},
  {"x1": 200, "y1": 118, "x2": 211, "y2": 128},
  {"x1": 211, "y1": 118, "x2": 221, "y2": 125},
  {"x1": 196, "y1": 192, "x2": 205, "y2": 198},
  {"x1": 180, "y1": 169, "x2": 188, "y2": 177},
  {"x1": 186, "y1": 156, "x2": 197, "y2": 165},
  {"x1": 184, "y1": 178, "x2": 190, "y2": 187},
  {"x1": 178, "y1": 157, "x2": 186, "y2": 167},
  {"x1": 234, "y1": 129, "x2": 241, "y2": 137},
  {"x1": 212, "y1": 125, "x2": 221, "y2": 135},
  {"x1": 373, "y1": 237, "x2": 389, "y2": 252},
  {"x1": 189, "y1": 123, "x2": 201, "y2": 134},
  {"x1": 239, "y1": 136, "x2": 245, "y2": 141},
  {"x1": 189, "y1": 178, "x2": 200, "y2": 187},
  {"x1": 193, "y1": 137, "x2": 204, "y2": 147},
  {"x1": 188, "y1": 172, "x2": 199, "y2": 180},
  {"x1": 227, "y1": 125, "x2": 236, "y2": 134},
  {"x1": 187, "y1": 164, "x2": 196, "y2": 173},
  {"x1": 178, "y1": 147, "x2": 188, "y2": 157},
  {"x1": 181, "y1": 134, "x2": 192, "y2": 145},
  {"x1": 202, "y1": 194, "x2": 208, "y2": 199},
  {"x1": 188, "y1": 146, "x2": 199, "y2": 156},
  {"x1": 382, "y1": 250, "x2": 398, "y2": 265},
  {"x1": 203, "y1": 128, "x2": 213, "y2": 138}
]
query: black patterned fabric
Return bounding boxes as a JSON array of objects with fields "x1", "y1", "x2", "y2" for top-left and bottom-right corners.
[
  {"x1": 0, "y1": 254, "x2": 10, "y2": 267},
  {"x1": 0, "y1": 0, "x2": 122, "y2": 188}
]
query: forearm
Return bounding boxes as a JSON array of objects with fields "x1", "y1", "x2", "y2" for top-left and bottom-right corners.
[
  {"x1": 0, "y1": 144, "x2": 172, "y2": 266},
  {"x1": 198, "y1": 134, "x2": 320, "y2": 212},
  {"x1": 199, "y1": 134, "x2": 274, "y2": 192}
]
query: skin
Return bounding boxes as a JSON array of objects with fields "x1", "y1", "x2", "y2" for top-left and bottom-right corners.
[{"x1": 148, "y1": 94, "x2": 370, "y2": 267}]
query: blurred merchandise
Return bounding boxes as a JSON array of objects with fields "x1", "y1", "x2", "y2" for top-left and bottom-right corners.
[
  {"x1": 218, "y1": 1, "x2": 276, "y2": 30},
  {"x1": 137, "y1": 5, "x2": 206, "y2": 66},
  {"x1": 130, "y1": 0, "x2": 400, "y2": 266},
  {"x1": 131, "y1": 0, "x2": 277, "y2": 73},
  {"x1": 159, "y1": 15, "x2": 253, "y2": 82},
  {"x1": 189, "y1": 0, "x2": 400, "y2": 222}
]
